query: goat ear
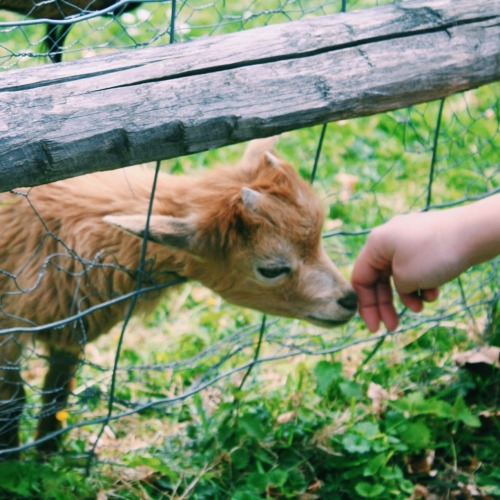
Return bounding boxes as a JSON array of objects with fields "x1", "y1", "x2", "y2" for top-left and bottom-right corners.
[
  {"x1": 241, "y1": 187, "x2": 262, "y2": 212},
  {"x1": 264, "y1": 151, "x2": 281, "y2": 167},
  {"x1": 104, "y1": 214, "x2": 195, "y2": 250},
  {"x1": 240, "y1": 136, "x2": 279, "y2": 167}
]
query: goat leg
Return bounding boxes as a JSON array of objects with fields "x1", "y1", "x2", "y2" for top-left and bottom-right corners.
[
  {"x1": 36, "y1": 346, "x2": 79, "y2": 454},
  {"x1": 45, "y1": 24, "x2": 72, "y2": 63},
  {"x1": 0, "y1": 340, "x2": 25, "y2": 460}
]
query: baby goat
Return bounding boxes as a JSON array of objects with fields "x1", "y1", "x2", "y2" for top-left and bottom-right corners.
[{"x1": 0, "y1": 139, "x2": 357, "y2": 457}]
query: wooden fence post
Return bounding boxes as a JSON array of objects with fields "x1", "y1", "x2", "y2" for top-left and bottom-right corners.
[{"x1": 0, "y1": 0, "x2": 498, "y2": 191}]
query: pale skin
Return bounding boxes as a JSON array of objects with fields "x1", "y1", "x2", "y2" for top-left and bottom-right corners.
[{"x1": 351, "y1": 194, "x2": 500, "y2": 332}]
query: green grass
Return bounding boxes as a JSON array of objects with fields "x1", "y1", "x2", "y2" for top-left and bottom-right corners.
[
  {"x1": 0, "y1": 1, "x2": 498, "y2": 499},
  {"x1": 2, "y1": 87, "x2": 496, "y2": 499}
]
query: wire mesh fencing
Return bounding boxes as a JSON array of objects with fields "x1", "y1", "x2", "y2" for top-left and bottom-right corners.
[
  {"x1": 0, "y1": 0, "x2": 498, "y2": 484},
  {"x1": 0, "y1": 0, "x2": 376, "y2": 69}
]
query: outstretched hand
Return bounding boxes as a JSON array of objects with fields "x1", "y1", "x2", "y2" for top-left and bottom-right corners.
[
  {"x1": 351, "y1": 212, "x2": 445, "y2": 332},
  {"x1": 351, "y1": 193, "x2": 500, "y2": 332}
]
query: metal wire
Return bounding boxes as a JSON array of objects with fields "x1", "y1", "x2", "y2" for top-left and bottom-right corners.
[{"x1": 0, "y1": 0, "x2": 498, "y2": 473}]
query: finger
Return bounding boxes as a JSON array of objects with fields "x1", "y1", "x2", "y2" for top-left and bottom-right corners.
[
  {"x1": 351, "y1": 244, "x2": 395, "y2": 332},
  {"x1": 399, "y1": 292, "x2": 424, "y2": 313},
  {"x1": 359, "y1": 306, "x2": 381, "y2": 333},
  {"x1": 422, "y1": 288, "x2": 439, "y2": 302},
  {"x1": 352, "y1": 283, "x2": 381, "y2": 332},
  {"x1": 376, "y1": 281, "x2": 399, "y2": 331},
  {"x1": 351, "y1": 243, "x2": 390, "y2": 291},
  {"x1": 398, "y1": 287, "x2": 439, "y2": 312}
]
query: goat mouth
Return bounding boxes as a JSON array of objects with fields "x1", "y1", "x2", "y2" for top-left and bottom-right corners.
[{"x1": 306, "y1": 315, "x2": 351, "y2": 328}]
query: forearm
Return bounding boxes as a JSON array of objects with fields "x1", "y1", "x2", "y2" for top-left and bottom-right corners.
[{"x1": 453, "y1": 193, "x2": 500, "y2": 269}]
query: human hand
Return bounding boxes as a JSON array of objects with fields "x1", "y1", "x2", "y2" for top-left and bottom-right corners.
[
  {"x1": 352, "y1": 195, "x2": 500, "y2": 332},
  {"x1": 351, "y1": 209, "x2": 469, "y2": 332}
]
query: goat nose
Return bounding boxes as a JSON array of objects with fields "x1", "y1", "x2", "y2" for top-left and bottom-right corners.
[{"x1": 337, "y1": 291, "x2": 358, "y2": 311}]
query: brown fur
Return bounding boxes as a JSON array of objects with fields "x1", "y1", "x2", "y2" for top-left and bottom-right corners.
[{"x1": 0, "y1": 139, "x2": 356, "y2": 456}]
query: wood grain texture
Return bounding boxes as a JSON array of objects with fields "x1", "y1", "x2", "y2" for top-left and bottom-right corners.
[{"x1": 0, "y1": 0, "x2": 498, "y2": 191}]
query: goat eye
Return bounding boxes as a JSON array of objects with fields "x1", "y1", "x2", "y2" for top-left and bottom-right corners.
[{"x1": 257, "y1": 266, "x2": 291, "y2": 280}]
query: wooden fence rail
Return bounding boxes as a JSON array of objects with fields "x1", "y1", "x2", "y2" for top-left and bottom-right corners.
[{"x1": 0, "y1": 0, "x2": 498, "y2": 192}]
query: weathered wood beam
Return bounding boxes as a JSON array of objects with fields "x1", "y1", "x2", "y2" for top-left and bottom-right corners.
[{"x1": 0, "y1": 0, "x2": 498, "y2": 192}]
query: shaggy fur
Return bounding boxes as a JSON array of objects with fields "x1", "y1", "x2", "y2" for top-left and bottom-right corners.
[{"x1": 0, "y1": 139, "x2": 357, "y2": 456}]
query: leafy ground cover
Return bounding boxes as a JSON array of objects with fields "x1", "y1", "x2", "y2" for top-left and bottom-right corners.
[
  {"x1": 1, "y1": 85, "x2": 497, "y2": 500},
  {"x1": 0, "y1": 1, "x2": 498, "y2": 498}
]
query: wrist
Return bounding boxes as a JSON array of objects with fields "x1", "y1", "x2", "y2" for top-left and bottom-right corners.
[{"x1": 451, "y1": 194, "x2": 500, "y2": 269}]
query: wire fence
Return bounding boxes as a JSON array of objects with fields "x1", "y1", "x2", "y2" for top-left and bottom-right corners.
[
  {"x1": 0, "y1": 0, "x2": 499, "y2": 479},
  {"x1": 0, "y1": 0, "x2": 380, "y2": 69}
]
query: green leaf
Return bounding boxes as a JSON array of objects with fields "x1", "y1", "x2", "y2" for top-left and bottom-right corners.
[
  {"x1": 353, "y1": 421, "x2": 380, "y2": 439},
  {"x1": 268, "y1": 469, "x2": 288, "y2": 488},
  {"x1": 398, "y1": 421, "x2": 432, "y2": 450},
  {"x1": 363, "y1": 454, "x2": 387, "y2": 476},
  {"x1": 245, "y1": 469, "x2": 287, "y2": 492},
  {"x1": 451, "y1": 395, "x2": 481, "y2": 427},
  {"x1": 392, "y1": 392, "x2": 452, "y2": 418},
  {"x1": 254, "y1": 446, "x2": 277, "y2": 466},
  {"x1": 372, "y1": 439, "x2": 391, "y2": 453},
  {"x1": 314, "y1": 361, "x2": 342, "y2": 393},
  {"x1": 400, "y1": 479, "x2": 416, "y2": 495},
  {"x1": 0, "y1": 461, "x2": 37, "y2": 496},
  {"x1": 355, "y1": 481, "x2": 385, "y2": 498},
  {"x1": 126, "y1": 456, "x2": 176, "y2": 478},
  {"x1": 342, "y1": 433, "x2": 371, "y2": 454},
  {"x1": 0, "y1": 461, "x2": 95, "y2": 499},
  {"x1": 245, "y1": 472, "x2": 267, "y2": 492},
  {"x1": 238, "y1": 413, "x2": 266, "y2": 439},
  {"x1": 231, "y1": 491, "x2": 263, "y2": 500},
  {"x1": 231, "y1": 448, "x2": 250, "y2": 470},
  {"x1": 339, "y1": 380, "x2": 362, "y2": 399}
]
